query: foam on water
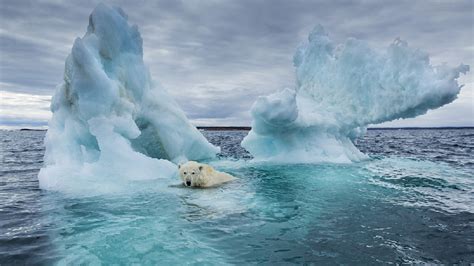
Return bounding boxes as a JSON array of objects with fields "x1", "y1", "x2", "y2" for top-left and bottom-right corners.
[{"x1": 1, "y1": 129, "x2": 473, "y2": 264}]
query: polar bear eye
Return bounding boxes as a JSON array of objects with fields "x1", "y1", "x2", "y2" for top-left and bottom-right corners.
[
  {"x1": 191, "y1": 172, "x2": 195, "y2": 175},
  {"x1": 183, "y1": 172, "x2": 187, "y2": 175}
]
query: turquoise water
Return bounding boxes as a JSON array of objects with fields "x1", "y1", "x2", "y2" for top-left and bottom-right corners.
[{"x1": 1, "y1": 129, "x2": 473, "y2": 264}]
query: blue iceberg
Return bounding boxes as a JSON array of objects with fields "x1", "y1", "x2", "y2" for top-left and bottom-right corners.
[
  {"x1": 242, "y1": 26, "x2": 469, "y2": 163},
  {"x1": 39, "y1": 4, "x2": 219, "y2": 192}
]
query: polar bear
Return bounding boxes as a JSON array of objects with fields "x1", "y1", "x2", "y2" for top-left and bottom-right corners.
[{"x1": 178, "y1": 161, "x2": 235, "y2": 188}]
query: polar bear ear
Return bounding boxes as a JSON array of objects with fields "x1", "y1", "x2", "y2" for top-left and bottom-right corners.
[
  {"x1": 199, "y1": 165, "x2": 203, "y2": 171},
  {"x1": 178, "y1": 164, "x2": 181, "y2": 169}
]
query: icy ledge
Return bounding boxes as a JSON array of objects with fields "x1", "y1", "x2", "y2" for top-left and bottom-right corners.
[
  {"x1": 39, "y1": 4, "x2": 219, "y2": 192},
  {"x1": 242, "y1": 26, "x2": 469, "y2": 163}
]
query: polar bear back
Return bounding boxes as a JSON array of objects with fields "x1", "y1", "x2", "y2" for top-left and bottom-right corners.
[{"x1": 204, "y1": 166, "x2": 235, "y2": 187}]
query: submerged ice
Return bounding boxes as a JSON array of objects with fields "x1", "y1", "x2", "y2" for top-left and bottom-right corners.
[
  {"x1": 39, "y1": 4, "x2": 219, "y2": 192},
  {"x1": 38, "y1": 4, "x2": 470, "y2": 192},
  {"x1": 242, "y1": 26, "x2": 469, "y2": 163}
]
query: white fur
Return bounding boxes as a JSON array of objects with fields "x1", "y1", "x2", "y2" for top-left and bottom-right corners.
[{"x1": 179, "y1": 161, "x2": 235, "y2": 188}]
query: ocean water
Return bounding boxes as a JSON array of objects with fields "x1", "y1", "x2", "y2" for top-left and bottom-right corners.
[{"x1": 1, "y1": 129, "x2": 473, "y2": 264}]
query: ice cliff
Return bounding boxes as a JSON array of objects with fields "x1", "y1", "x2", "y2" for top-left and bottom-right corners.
[
  {"x1": 39, "y1": 4, "x2": 219, "y2": 191},
  {"x1": 242, "y1": 26, "x2": 469, "y2": 163}
]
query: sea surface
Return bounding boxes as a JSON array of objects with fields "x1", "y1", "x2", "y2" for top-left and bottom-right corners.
[{"x1": 1, "y1": 129, "x2": 473, "y2": 264}]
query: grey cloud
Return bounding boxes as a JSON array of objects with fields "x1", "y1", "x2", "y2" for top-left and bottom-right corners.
[
  {"x1": 176, "y1": 85, "x2": 263, "y2": 120},
  {"x1": 0, "y1": 0, "x2": 473, "y2": 127}
]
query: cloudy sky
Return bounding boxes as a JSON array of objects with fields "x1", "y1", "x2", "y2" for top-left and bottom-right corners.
[{"x1": 0, "y1": 0, "x2": 473, "y2": 128}]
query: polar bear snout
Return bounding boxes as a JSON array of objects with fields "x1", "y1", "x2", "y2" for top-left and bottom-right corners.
[
  {"x1": 181, "y1": 170, "x2": 200, "y2": 187},
  {"x1": 182, "y1": 174, "x2": 193, "y2": 187}
]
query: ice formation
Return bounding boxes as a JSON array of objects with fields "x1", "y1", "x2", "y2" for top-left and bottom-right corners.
[
  {"x1": 39, "y1": 4, "x2": 219, "y2": 192},
  {"x1": 242, "y1": 26, "x2": 469, "y2": 163}
]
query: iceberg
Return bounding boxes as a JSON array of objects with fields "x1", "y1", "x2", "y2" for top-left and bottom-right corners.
[
  {"x1": 38, "y1": 4, "x2": 219, "y2": 192},
  {"x1": 242, "y1": 25, "x2": 469, "y2": 163}
]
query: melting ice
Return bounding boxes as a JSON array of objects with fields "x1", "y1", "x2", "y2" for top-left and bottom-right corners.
[
  {"x1": 242, "y1": 25, "x2": 469, "y2": 163},
  {"x1": 38, "y1": 4, "x2": 219, "y2": 192},
  {"x1": 39, "y1": 4, "x2": 470, "y2": 192}
]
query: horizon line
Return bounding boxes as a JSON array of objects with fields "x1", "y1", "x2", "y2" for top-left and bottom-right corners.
[{"x1": 7, "y1": 126, "x2": 474, "y2": 132}]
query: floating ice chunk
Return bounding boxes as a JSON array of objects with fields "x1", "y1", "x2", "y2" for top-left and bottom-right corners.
[
  {"x1": 242, "y1": 25, "x2": 469, "y2": 163},
  {"x1": 39, "y1": 4, "x2": 219, "y2": 192}
]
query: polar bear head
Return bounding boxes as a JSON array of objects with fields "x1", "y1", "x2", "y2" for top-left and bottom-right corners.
[{"x1": 178, "y1": 161, "x2": 213, "y2": 187}]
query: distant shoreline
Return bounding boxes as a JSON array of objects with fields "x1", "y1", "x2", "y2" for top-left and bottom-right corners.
[
  {"x1": 197, "y1": 126, "x2": 474, "y2": 131},
  {"x1": 14, "y1": 126, "x2": 474, "y2": 132}
]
